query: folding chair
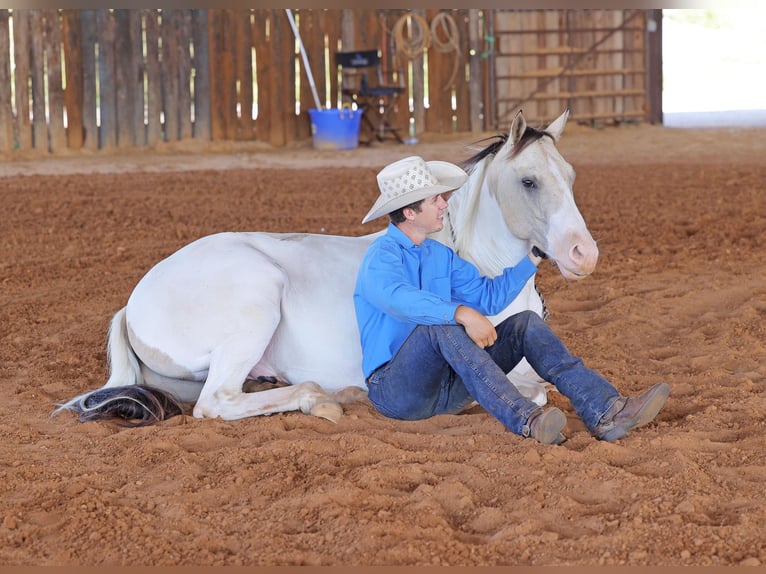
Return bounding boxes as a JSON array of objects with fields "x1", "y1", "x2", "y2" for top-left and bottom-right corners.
[{"x1": 336, "y1": 50, "x2": 406, "y2": 144}]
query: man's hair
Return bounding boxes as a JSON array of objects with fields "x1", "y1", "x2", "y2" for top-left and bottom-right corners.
[{"x1": 389, "y1": 199, "x2": 424, "y2": 225}]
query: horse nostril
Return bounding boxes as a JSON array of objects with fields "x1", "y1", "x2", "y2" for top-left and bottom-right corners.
[{"x1": 570, "y1": 244, "x2": 584, "y2": 263}]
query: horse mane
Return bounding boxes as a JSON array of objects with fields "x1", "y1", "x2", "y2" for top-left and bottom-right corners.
[{"x1": 460, "y1": 126, "x2": 554, "y2": 173}]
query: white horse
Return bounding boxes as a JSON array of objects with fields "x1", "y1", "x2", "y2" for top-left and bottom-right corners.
[{"x1": 55, "y1": 109, "x2": 598, "y2": 426}]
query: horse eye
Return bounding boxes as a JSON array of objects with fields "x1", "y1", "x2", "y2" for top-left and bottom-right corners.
[{"x1": 522, "y1": 178, "x2": 537, "y2": 190}]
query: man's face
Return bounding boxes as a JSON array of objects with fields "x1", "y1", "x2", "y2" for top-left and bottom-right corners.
[{"x1": 408, "y1": 193, "x2": 448, "y2": 234}]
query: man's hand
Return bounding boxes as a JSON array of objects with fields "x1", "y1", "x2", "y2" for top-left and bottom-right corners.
[{"x1": 454, "y1": 305, "x2": 497, "y2": 348}]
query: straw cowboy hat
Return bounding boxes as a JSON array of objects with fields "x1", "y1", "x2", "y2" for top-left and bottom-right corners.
[{"x1": 362, "y1": 156, "x2": 468, "y2": 224}]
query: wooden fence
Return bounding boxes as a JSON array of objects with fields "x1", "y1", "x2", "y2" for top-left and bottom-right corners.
[{"x1": 0, "y1": 9, "x2": 657, "y2": 155}]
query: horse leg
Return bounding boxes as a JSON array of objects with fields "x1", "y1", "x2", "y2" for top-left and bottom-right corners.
[{"x1": 192, "y1": 334, "x2": 343, "y2": 422}]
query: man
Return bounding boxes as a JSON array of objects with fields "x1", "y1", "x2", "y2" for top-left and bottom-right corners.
[{"x1": 353, "y1": 155, "x2": 670, "y2": 445}]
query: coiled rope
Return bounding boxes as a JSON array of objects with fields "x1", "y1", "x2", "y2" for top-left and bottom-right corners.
[{"x1": 391, "y1": 11, "x2": 461, "y2": 91}]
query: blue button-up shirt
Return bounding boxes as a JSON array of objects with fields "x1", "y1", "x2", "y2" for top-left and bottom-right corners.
[{"x1": 353, "y1": 223, "x2": 538, "y2": 378}]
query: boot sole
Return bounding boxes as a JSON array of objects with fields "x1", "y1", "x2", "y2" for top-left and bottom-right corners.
[
  {"x1": 599, "y1": 382, "x2": 670, "y2": 442},
  {"x1": 532, "y1": 408, "x2": 567, "y2": 445}
]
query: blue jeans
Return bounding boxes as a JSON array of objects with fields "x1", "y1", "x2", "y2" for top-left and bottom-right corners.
[{"x1": 366, "y1": 310, "x2": 620, "y2": 436}]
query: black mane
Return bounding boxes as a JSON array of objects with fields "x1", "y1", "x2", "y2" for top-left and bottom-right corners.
[{"x1": 461, "y1": 126, "x2": 554, "y2": 173}]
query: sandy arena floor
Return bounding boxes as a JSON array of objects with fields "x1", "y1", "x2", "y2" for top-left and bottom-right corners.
[{"x1": 1, "y1": 121, "x2": 765, "y2": 566}]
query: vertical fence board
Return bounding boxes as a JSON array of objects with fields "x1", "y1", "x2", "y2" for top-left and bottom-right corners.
[
  {"x1": 44, "y1": 10, "x2": 66, "y2": 153},
  {"x1": 233, "y1": 9, "x2": 254, "y2": 140},
  {"x1": 191, "y1": 9, "x2": 211, "y2": 140},
  {"x1": 114, "y1": 10, "x2": 136, "y2": 147},
  {"x1": 251, "y1": 10, "x2": 270, "y2": 143},
  {"x1": 79, "y1": 10, "x2": 97, "y2": 149},
  {"x1": 452, "y1": 10, "x2": 470, "y2": 132},
  {"x1": 143, "y1": 10, "x2": 162, "y2": 145},
  {"x1": 129, "y1": 10, "x2": 144, "y2": 145},
  {"x1": 161, "y1": 9, "x2": 180, "y2": 141},
  {"x1": 61, "y1": 10, "x2": 84, "y2": 149},
  {"x1": 29, "y1": 11, "x2": 47, "y2": 150},
  {"x1": 0, "y1": 11, "x2": 13, "y2": 151},
  {"x1": 97, "y1": 10, "x2": 117, "y2": 149},
  {"x1": 268, "y1": 8, "x2": 292, "y2": 146},
  {"x1": 176, "y1": 10, "x2": 193, "y2": 140},
  {"x1": 296, "y1": 8, "x2": 317, "y2": 139}
]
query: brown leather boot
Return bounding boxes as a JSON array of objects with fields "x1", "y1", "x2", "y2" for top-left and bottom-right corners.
[
  {"x1": 524, "y1": 407, "x2": 567, "y2": 445},
  {"x1": 591, "y1": 382, "x2": 670, "y2": 441}
]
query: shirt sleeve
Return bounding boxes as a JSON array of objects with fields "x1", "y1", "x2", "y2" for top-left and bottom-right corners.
[
  {"x1": 448, "y1": 251, "x2": 538, "y2": 316},
  {"x1": 357, "y1": 242, "x2": 460, "y2": 325}
]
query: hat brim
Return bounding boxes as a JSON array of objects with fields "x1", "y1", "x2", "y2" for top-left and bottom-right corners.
[{"x1": 362, "y1": 161, "x2": 468, "y2": 224}]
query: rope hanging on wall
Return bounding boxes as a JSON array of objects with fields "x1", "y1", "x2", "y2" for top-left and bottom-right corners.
[
  {"x1": 391, "y1": 11, "x2": 461, "y2": 92},
  {"x1": 429, "y1": 12, "x2": 461, "y2": 92},
  {"x1": 392, "y1": 12, "x2": 430, "y2": 64},
  {"x1": 391, "y1": 12, "x2": 460, "y2": 91}
]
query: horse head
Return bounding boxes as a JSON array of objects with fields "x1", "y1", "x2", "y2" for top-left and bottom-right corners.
[{"x1": 480, "y1": 108, "x2": 599, "y2": 281}]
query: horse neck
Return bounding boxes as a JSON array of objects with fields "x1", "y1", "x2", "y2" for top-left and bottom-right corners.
[{"x1": 437, "y1": 157, "x2": 530, "y2": 277}]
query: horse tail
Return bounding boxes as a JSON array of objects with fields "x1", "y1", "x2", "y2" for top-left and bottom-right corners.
[
  {"x1": 53, "y1": 308, "x2": 185, "y2": 426},
  {"x1": 105, "y1": 307, "x2": 143, "y2": 388},
  {"x1": 60, "y1": 385, "x2": 185, "y2": 426}
]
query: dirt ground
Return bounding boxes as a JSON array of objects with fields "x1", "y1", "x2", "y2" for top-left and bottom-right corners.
[{"x1": 1, "y1": 121, "x2": 765, "y2": 566}]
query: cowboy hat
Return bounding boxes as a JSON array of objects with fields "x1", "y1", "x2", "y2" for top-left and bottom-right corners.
[{"x1": 362, "y1": 156, "x2": 467, "y2": 224}]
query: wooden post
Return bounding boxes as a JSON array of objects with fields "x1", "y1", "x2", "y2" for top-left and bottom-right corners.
[
  {"x1": 29, "y1": 11, "x2": 47, "y2": 151},
  {"x1": 114, "y1": 9, "x2": 136, "y2": 148},
  {"x1": 129, "y1": 10, "x2": 144, "y2": 145},
  {"x1": 251, "y1": 10, "x2": 270, "y2": 143},
  {"x1": 0, "y1": 10, "x2": 14, "y2": 151},
  {"x1": 161, "y1": 9, "x2": 180, "y2": 141},
  {"x1": 79, "y1": 10, "x2": 98, "y2": 150},
  {"x1": 62, "y1": 10, "x2": 84, "y2": 150},
  {"x1": 97, "y1": 9, "x2": 117, "y2": 149},
  {"x1": 176, "y1": 10, "x2": 193, "y2": 140},
  {"x1": 43, "y1": 10, "x2": 66, "y2": 153},
  {"x1": 646, "y1": 9, "x2": 662, "y2": 124},
  {"x1": 144, "y1": 9, "x2": 162, "y2": 145},
  {"x1": 192, "y1": 9, "x2": 211, "y2": 140}
]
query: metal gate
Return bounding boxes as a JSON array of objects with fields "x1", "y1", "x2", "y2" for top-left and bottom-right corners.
[{"x1": 488, "y1": 9, "x2": 655, "y2": 130}]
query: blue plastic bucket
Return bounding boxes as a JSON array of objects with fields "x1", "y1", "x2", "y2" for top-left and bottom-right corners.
[{"x1": 308, "y1": 108, "x2": 363, "y2": 150}]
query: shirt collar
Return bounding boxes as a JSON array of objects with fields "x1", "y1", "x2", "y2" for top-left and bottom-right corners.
[{"x1": 387, "y1": 222, "x2": 420, "y2": 249}]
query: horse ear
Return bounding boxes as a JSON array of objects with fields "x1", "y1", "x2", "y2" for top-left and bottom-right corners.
[
  {"x1": 545, "y1": 108, "x2": 570, "y2": 142},
  {"x1": 510, "y1": 109, "x2": 527, "y2": 144}
]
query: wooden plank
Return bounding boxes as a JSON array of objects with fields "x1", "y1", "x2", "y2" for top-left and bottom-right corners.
[
  {"x1": 425, "y1": 8, "x2": 448, "y2": 133},
  {"x1": 468, "y1": 9, "x2": 482, "y2": 133},
  {"x1": 113, "y1": 10, "x2": 136, "y2": 147},
  {"x1": 29, "y1": 11, "x2": 47, "y2": 151},
  {"x1": 61, "y1": 10, "x2": 84, "y2": 149},
  {"x1": 221, "y1": 10, "x2": 238, "y2": 139},
  {"x1": 143, "y1": 9, "x2": 163, "y2": 145},
  {"x1": 646, "y1": 9, "x2": 662, "y2": 124},
  {"x1": 191, "y1": 9, "x2": 211, "y2": 140},
  {"x1": 97, "y1": 9, "x2": 117, "y2": 149},
  {"x1": 383, "y1": 10, "x2": 411, "y2": 136},
  {"x1": 44, "y1": 9, "x2": 66, "y2": 153},
  {"x1": 161, "y1": 9, "x2": 180, "y2": 141},
  {"x1": 322, "y1": 9, "x2": 341, "y2": 109},
  {"x1": 410, "y1": 9, "x2": 426, "y2": 137},
  {"x1": 296, "y1": 8, "x2": 317, "y2": 140},
  {"x1": 452, "y1": 9, "x2": 470, "y2": 132},
  {"x1": 176, "y1": 9, "x2": 193, "y2": 140},
  {"x1": 129, "y1": 10, "x2": 144, "y2": 145},
  {"x1": 0, "y1": 11, "x2": 14, "y2": 151},
  {"x1": 251, "y1": 10, "x2": 270, "y2": 142},
  {"x1": 233, "y1": 8, "x2": 255, "y2": 140},
  {"x1": 268, "y1": 8, "x2": 292, "y2": 146},
  {"x1": 79, "y1": 10, "x2": 97, "y2": 149}
]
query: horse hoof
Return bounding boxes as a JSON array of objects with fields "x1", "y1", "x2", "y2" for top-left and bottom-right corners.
[
  {"x1": 332, "y1": 386, "x2": 369, "y2": 405},
  {"x1": 310, "y1": 400, "x2": 343, "y2": 423}
]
